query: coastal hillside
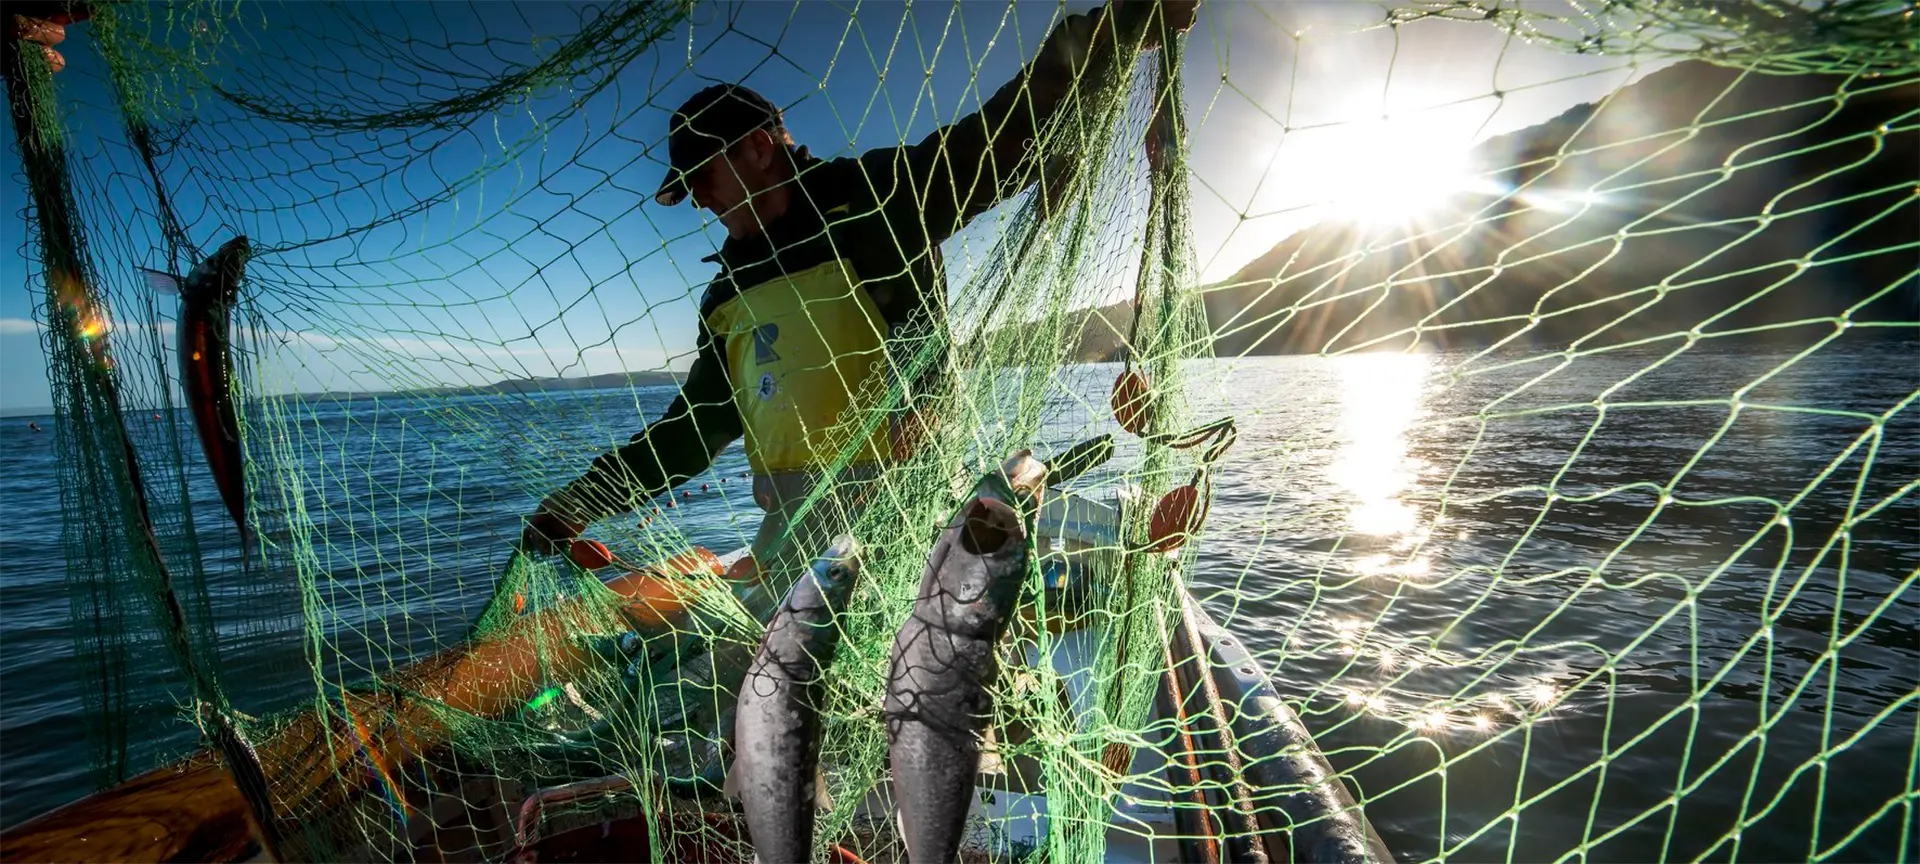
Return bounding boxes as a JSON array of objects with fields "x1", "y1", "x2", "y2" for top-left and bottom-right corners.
[{"x1": 1199, "y1": 61, "x2": 1917, "y2": 356}]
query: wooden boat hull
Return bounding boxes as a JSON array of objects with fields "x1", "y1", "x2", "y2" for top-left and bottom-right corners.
[
  {"x1": 0, "y1": 756, "x2": 253, "y2": 864},
  {"x1": 1, "y1": 549, "x2": 724, "y2": 864},
  {"x1": 1, "y1": 493, "x2": 1391, "y2": 863}
]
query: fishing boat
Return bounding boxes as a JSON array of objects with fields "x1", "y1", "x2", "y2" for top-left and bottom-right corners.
[{"x1": 0, "y1": 471, "x2": 1389, "y2": 864}]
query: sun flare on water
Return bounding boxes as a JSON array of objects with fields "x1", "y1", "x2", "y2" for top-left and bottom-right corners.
[{"x1": 1331, "y1": 353, "x2": 1433, "y2": 539}]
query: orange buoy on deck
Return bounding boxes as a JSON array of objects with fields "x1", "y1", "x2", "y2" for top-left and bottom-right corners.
[
  {"x1": 724, "y1": 554, "x2": 759, "y2": 584},
  {"x1": 602, "y1": 547, "x2": 724, "y2": 628},
  {"x1": 569, "y1": 539, "x2": 615, "y2": 570}
]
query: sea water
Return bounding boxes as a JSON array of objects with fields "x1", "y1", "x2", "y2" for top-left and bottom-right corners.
[{"x1": 0, "y1": 345, "x2": 1912, "y2": 861}]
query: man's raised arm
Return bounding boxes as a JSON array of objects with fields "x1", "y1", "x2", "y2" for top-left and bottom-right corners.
[
  {"x1": 522, "y1": 329, "x2": 743, "y2": 554},
  {"x1": 872, "y1": 1, "x2": 1196, "y2": 243}
]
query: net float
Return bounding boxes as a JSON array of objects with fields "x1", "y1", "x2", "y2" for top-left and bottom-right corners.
[
  {"x1": 569, "y1": 539, "x2": 615, "y2": 571},
  {"x1": 1112, "y1": 368, "x2": 1155, "y2": 438},
  {"x1": 1142, "y1": 482, "x2": 1209, "y2": 554}
]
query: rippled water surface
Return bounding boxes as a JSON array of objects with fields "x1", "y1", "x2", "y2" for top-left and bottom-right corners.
[{"x1": 2, "y1": 345, "x2": 1914, "y2": 861}]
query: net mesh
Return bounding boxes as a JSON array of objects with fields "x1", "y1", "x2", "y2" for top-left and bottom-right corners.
[{"x1": 5, "y1": 1, "x2": 1915, "y2": 862}]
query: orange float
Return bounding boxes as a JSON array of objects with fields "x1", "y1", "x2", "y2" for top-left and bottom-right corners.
[
  {"x1": 725, "y1": 554, "x2": 760, "y2": 584},
  {"x1": 1111, "y1": 368, "x2": 1155, "y2": 438},
  {"x1": 1142, "y1": 483, "x2": 1208, "y2": 553},
  {"x1": 569, "y1": 539, "x2": 615, "y2": 570}
]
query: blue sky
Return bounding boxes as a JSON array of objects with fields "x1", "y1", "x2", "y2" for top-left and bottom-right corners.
[{"x1": 1, "y1": 1, "x2": 1655, "y2": 413}]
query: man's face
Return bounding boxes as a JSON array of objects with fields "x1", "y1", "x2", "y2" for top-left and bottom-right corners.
[{"x1": 688, "y1": 131, "x2": 779, "y2": 238}]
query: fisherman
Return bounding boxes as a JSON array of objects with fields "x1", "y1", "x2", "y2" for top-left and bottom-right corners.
[{"x1": 522, "y1": 2, "x2": 1195, "y2": 612}]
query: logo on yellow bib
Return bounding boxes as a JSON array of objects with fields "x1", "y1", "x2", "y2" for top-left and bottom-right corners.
[
  {"x1": 752, "y1": 323, "x2": 781, "y2": 364},
  {"x1": 704, "y1": 258, "x2": 888, "y2": 473}
]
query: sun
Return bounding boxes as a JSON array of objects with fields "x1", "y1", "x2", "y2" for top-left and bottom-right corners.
[
  {"x1": 1320, "y1": 120, "x2": 1485, "y2": 226},
  {"x1": 1206, "y1": 94, "x2": 1498, "y2": 281},
  {"x1": 1252, "y1": 100, "x2": 1496, "y2": 232}
]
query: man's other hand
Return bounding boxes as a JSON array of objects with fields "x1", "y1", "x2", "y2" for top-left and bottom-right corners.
[
  {"x1": 1118, "y1": 0, "x2": 1199, "y2": 49},
  {"x1": 521, "y1": 509, "x2": 584, "y2": 557},
  {"x1": 12, "y1": 15, "x2": 71, "y2": 73}
]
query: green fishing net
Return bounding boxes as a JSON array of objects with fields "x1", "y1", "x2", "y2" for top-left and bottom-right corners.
[{"x1": 6, "y1": 1, "x2": 1914, "y2": 862}]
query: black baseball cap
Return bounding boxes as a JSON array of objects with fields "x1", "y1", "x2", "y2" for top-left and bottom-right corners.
[{"x1": 654, "y1": 84, "x2": 784, "y2": 206}]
